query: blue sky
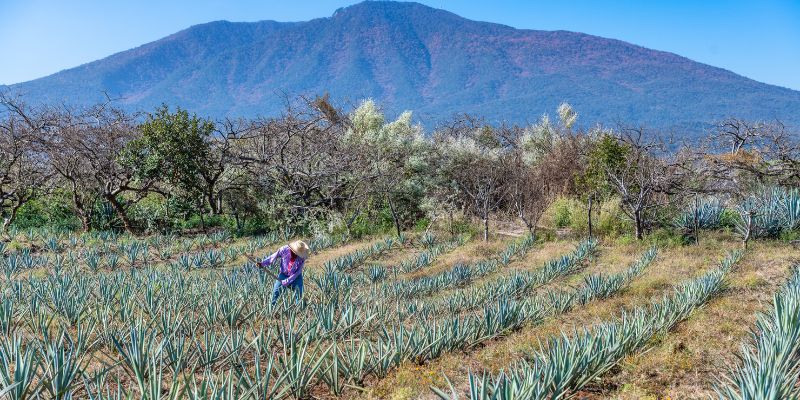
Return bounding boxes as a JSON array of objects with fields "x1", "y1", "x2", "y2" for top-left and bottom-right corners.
[{"x1": 1, "y1": 0, "x2": 799, "y2": 90}]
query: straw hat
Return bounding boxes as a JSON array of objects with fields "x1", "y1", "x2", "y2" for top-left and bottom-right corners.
[{"x1": 288, "y1": 240, "x2": 310, "y2": 259}]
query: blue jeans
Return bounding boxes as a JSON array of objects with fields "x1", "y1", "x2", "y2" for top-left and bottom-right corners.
[{"x1": 271, "y1": 273, "x2": 303, "y2": 305}]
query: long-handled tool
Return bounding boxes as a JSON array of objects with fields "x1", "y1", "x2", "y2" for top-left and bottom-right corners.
[{"x1": 245, "y1": 254, "x2": 281, "y2": 281}]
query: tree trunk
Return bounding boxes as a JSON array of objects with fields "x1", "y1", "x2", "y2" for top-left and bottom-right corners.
[
  {"x1": 78, "y1": 212, "x2": 91, "y2": 232},
  {"x1": 199, "y1": 204, "x2": 206, "y2": 232},
  {"x1": 1, "y1": 201, "x2": 23, "y2": 233},
  {"x1": 587, "y1": 194, "x2": 594, "y2": 239},
  {"x1": 693, "y1": 193, "x2": 700, "y2": 245},
  {"x1": 105, "y1": 194, "x2": 135, "y2": 234},
  {"x1": 234, "y1": 212, "x2": 242, "y2": 233},
  {"x1": 345, "y1": 210, "x2": 360, "y2": 238},
  {"x1": 1, "y1": 216, "x2": 12, "y2": 233},
  {"x1": 634, "y1": 209, "x2": 643, "y2": 240},
  {"x1": 69, "y1": 182, "x2": 91, "y2": 232},
  {"x1": 386, "y1": 195, "x2": 402, "y2": 238},
  {"x1": 483, "y1": 216, "x2": 489, "y2": 242},
  {"x1": 206, "y1": 191, "x2": 222, "y2": 215},
  {"x1": 743, "y1": 211, "x2": 754, "y2": 250},
  {"x1": 448, "y1": 209, "x2": 454, "y2": 236}
]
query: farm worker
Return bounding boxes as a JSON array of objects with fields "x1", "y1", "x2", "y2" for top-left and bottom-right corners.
[{"x1": 258, "y1": 240, "x2": 310, "y2": 305}]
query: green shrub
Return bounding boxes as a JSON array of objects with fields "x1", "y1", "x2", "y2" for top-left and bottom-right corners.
[
  {"x1": 450, "y1": 217, "x2": 479, "y2": 236},
  {"x1": 553, "y1": 200, "x2": 572, "y2": 228},
  {"x1": 719, "y1": 208, "x2": 739, "y2": 229},
  {"x1": 414, "y1": 217, "x2": 431, "y2": 232},
  {"x1": 779, "y1": 229, "x2": 800, "y2": 241},
  {"x1": 647, "y1": 227, "x2": 690, "y2": 247},
  {"x1": 12, "y1": 193, "x2": 80, "y2": 230}
]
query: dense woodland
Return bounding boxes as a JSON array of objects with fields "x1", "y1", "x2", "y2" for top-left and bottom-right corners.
[{"x1": 1, "y1": 92, "x2": 799, "y2": 244}]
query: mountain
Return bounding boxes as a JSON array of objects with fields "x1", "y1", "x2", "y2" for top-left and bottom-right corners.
[{"x1": 6, "y1": 1, "x2": 800, "y2": 135}]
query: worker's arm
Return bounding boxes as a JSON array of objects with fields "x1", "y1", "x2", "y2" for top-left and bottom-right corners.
[
  {"x1": 259, "y1": 246, "x2": 285, "y2": 268},
  {"x1": 280, "y1": 264, "x2": 303, "y2": 286}
]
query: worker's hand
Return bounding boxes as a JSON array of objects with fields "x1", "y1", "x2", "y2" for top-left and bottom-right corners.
[{"x1": 245, "y1": 254, "x2": 262, "y2": 267}]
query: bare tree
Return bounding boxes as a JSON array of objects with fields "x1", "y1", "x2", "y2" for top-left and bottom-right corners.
[
  {"x1": 232, "y1": 97, "x2": 372, "y2": 232},
  {"x1": 605, "y1": 127, "x2": 685, "y2": 240},
  {"x1": 43, "y1": 104, "x2": 154, "y2": 233},
  {"x1": 705, "y1": 118, "x2": 799, "y2": 189},
  {"x1": 0, "y1": 96, "x2": 54, "y2": 231}
]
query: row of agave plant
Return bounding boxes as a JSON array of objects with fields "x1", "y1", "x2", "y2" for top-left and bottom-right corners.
[
  {"x1": 0, "y1": 231, "x2": 544, "y2": 398},
  {"x1": 0, "y1": 239, "x2": 643, "y2": 399},
  {"x1": 363, "y1": 234, "x2": 469, "y2": 283},
  {"x1": 321, "y1": 235, "x2": 405, "y2": 273},
  {"x1": 395, "y1": 239, "x2": 601, "y2": 319},
  {"x1": 715, "y1": 265, "x2": 800, "y2": 399},
  {"x1": 0, "y1": 230, "x2": 345, "y2": 280},
  {"x1": 272, "y1": 244, "x2": 658, "y2": 395},
  {"x1": 381, "y1": 235, "x2": 537, "y2": 299},
  {"x1": 431, "y1": 249, "x2": 744, "y2": 400},
  {"x1": 353, "y1": 246, "x2": 659, "y2": 377},
  {"x1": 314, "y1": 234, "x2": 536, "y2": 301},
  {"x1": 0, "y1": 230, "x2": 662, "y2": 399},
  {"x1": 311, "y1": 232, "x2": 499, "y2": 298},
  {"x1": 3, "y1": 228, "x2": 238, "y2": 257},
  {"x1": 396, "y1": 234, "x2": 469, "y2": 274}
]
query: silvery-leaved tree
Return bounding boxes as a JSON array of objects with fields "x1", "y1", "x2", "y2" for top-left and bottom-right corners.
[
  {"x1": 345, "y1": 99, "x2": 429, "y2": 237},
  {"x1": 505, "y1": 103, "x2": 584, "y2": 234}
]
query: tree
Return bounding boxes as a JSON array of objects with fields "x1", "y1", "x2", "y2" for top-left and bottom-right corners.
[
  {"x1": 42, "y1": 104, "x2": 152, "y2": 233},
  {"x1": 0, "y1": 96, "x2": 53, "y2": 231},
  {"x1": 576, "y1": 131, "x2": 627, "y2": 238},
  {"x1": 345, "y1": 100, "x2": 428, "y2": 237},
  {"x1": 506, "y1": 104, "x2": 585, "y2": 234},
  {"x1": 125, "y1": 105, "x2": 222, "y2": 230},
  {"x1": 233, "y1": 97, "x2": 370, "y2": 232},
  {"x1": 705, "y1": 118, "x2": 800, "y2": 189},
  {"x1": 438, "y1": 118, "x2": 508, "y2": 241},
  {"x1": 602, "y1": 128, "x2": 684, "y2": 240}
]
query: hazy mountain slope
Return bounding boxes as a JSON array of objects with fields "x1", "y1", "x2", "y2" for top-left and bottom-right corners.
[{"x1": 7, "y1": 1, "x2": 800, "y2": 134}]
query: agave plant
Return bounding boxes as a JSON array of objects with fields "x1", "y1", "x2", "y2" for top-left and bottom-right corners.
[
  {"x1": 735, "y1": 187, "x2": 800, "y2": 244},
  {"x1": 83, "y1": 250, "x2": 101, "y2": 272},
  {"x1": 674, "y1": 198, "x2": 725, "y2": 234},
  {"x1": 420, "y1": 232, "x2": 437, "y2": 248},
  {"x1": 275, "y1": 326, "x2": 331, "y2": 399},
  {"x1": 715, "y1": 265, "x2": 800, "y2": 399},
  {"x1": 0, "y1": 334, "x2": 41, "y2": 400},
  {"x1": 112, "y1": 324, "x2": 165, "y2": 397},
  {"x1": 39, "y1": 330, "x2": 87, "y2": 400}
]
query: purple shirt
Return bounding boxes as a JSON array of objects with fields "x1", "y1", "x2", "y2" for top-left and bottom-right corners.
[{"x1": 261, "y1": 245, "x2": 305, "y2": 286}]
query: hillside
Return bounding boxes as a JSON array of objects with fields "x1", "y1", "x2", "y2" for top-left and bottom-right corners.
[{"x1": 6, "y1": 1, "x2": 800, "y2": 135}]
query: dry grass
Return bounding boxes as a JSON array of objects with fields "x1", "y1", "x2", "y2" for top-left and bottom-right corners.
[
  {"x1": 401, "y1": 236, "x2": 507, "y2": 280},
  {"x1": 304, "y1": 237, "x2": 386, "y2": 270},
  {"x1": 597, "y1": 240, "x2": 799, "y2": 399}
]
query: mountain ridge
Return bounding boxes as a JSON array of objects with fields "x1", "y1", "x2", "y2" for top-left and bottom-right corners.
[{"x1": 6, "y1": 1, "x2": 800, "y2": 135}]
